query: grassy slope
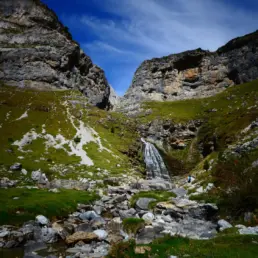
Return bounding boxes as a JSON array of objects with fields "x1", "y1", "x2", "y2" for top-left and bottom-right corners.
[
  {"x1": 108, "y1": 235, "x2": 258, "y2": 258},
  {"x1": 0, "y1": 85, "x2": 142, "y2": 183},
  {"x1": 139, "y1": 80, "x2": 258, "y2": 172},
  {"x1": 0, "y1": 188, "x2": 98, "y2": 225}
]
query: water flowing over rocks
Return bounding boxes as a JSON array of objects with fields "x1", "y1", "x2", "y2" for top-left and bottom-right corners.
[{"x1": 141, "y1": 138, "x2": 171, "y2": 180}]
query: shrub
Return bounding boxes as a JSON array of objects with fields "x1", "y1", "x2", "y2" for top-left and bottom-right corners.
[
  {"x1": 74, "y1": 136, "x2": 81, "y2": 143},
  {"x1": 203, "y1": 160, "x2": 210, "y2": 171},
  {"x1": 122, "y1": 218, "x2": 145, "y2": 235},
  {"x1": 212, "y1": 153, "x2": 258, "y2": 217}
]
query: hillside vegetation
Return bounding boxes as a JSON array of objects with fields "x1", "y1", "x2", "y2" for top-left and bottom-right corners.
[
  {"x1": 0, "y1": 84, "x2": 142, "y2": 184},
  {"x1": 139, "y1": 80, "x2": 258, "y2": 219}
]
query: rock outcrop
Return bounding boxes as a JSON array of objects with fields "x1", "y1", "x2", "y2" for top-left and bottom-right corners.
[
  {"x1": 123, "y1": 30, "x2": 258, "y2": 103},
  {"x1": 0, "y1": 0, "x2": 111, "y2": 108}
]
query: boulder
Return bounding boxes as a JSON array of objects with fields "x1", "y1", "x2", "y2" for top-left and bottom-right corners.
[
  {"x1": 65, "y1": 232, "x2": 99, "y2": 245},
  {"x1": 93, "y1": 229, "x2": 108, "y2": 240},
  {"x1": 35, "y1": 215, "x2": 49, "y2": 226},
  {"x1": 79, "y1": 211, "x2": 99, "y2": 221},
  {"x1": 10, "y1": 163, "x2": 22, "y2": 171},
  {"x1": 217, "y1": 219, "x2": 233, "y2": 231},
  {"x1": 31, "y1": 170, "x2": 48, "y2": 184},
  {"x1": 142, "y1": 212, "x2": 155, "y2": 224},
  {"x1": 239, "y1": 226, "x2": 258, "y2": 235},
  {"x1": 40, "y1": 227, "x2": 58, "y2": 243},
  {"x1": 0, "y1": 177, "x2": 17, "y2": 188},
  {"x1": 136, "y1": 198, "x2": 156, "y2": 210},
  {"x1": 50, "y1": 179, "x2": 89, "y2": 190}
]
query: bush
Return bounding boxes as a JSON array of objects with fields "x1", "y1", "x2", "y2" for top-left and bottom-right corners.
[
  {"x1": 212, "y1": 153, "x2": 258, "y2": 217},
  {"x1": 74, "y1": 136, "x2": 81, "y2": 143},
  {"x1": 122, "y1": 218, "x2": 145, "y2": 235},
  {"x1": 203, "y1": 160, "x2": 210, "y2": 171}
]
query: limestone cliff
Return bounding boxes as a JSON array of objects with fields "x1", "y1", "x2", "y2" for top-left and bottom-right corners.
[
  {"x1": 123, "y1": 30, "x2": 258, "y2": 103},
  {"x1": 0, "y1": 0, "x2": 111, "y2": 108}
]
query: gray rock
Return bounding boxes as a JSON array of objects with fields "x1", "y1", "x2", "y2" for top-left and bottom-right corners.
[
  {"x1": 10, "y1": 163, "x2": 22, "y2": 171},
  {"x1": 36, "y1": 215, "x2": 49, "y2": 226},
  {"x1": 217, "y1": 219, "x2": 233, "y2": 231},
  {"x1": 239, "y1": 226, "x2": 258, "y2": 235},
  {"x1": 172, "y1": 188, "x2": 187, "y2": 197},
  {"x1": 40, "y1": 227, "x2": 58, "y2": 243},
  {"x1": 119, "y1": 208, "x2": 137, "y2": 219},
  {"x1": 50, "y1": 179, "x2": 89, "y2": 190},
  {"x1": 24, "y1": 241, "x2": 47, "y2": 253},
  {"x1": 136, "y1": 226, "x2": 164, "y2": 244},
  {"x1": 188, "y1": 204, "x2": 218, "y2": 220},
  {"x1": 142, "y1": 212, "x2": 155, "y2": 224},
  {"x1": 31, "y1": 170, "x2": 48, "y2": 184},
  {"x1": 79, "y1": 211, "x2": 99, "y2": 221},
  {"x1": 135, "y1": 198, "x2": 157, "y2": 210},
  {"x1": 0, "y1": 177, "x2": 17, "y2": 188},
  {"x1": 75, "y1": 223, "x2": 92, "y2": 233},
  {"x1": 93, "y1": 229, "x2": 108, "y2": 240},
  {"x1": 90, "y1": 217, "x2": 106, "y2": 229},
  {"x1": 0, "y1": 0, "x2": 112, "y2": 109}
]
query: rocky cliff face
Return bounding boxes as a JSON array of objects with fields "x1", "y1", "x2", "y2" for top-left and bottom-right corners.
[
  {"x1": 123, "y1": 30, "x2": 258, "y2": 103},
  {"x1": 0, "y1": 0, "x2": 111, "y2": 108}
]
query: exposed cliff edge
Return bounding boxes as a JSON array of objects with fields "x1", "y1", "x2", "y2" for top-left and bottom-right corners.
[
  {"x1": 0, "y1": 0, "x2": 112, "y2": 109},
  {"x1": 122, "y1": 30, "x2": 258, "y2": 105}
]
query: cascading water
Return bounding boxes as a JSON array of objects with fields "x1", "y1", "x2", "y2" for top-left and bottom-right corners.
[{"x1": 141, "y1": 138, "x2": 171, "y2": 180}]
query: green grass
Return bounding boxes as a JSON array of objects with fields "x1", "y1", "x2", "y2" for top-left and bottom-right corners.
[
  {"x1": 0, "y1": 188, "x2": 98, "y2": 225},
  {"x1": 0, "y1": 85, "x2": 143, "y2": 181},
  {"x1": 107, "y1": 235, "x2": 258, "y2": 258},
  {"x1": 130, "y1": 190, "x2": 176, "y2": 209},
  {"x1": 122, "y1": 218, "x2": 145, "y2": 235},
  {"x1": 140, "y1": 98, "x2": 205, "y2": 123}
]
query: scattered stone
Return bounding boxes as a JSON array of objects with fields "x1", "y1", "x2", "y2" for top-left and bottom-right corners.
[
  {"x1": 48, "y1": 188, "x2": 60, "y2": 193},
  {"x1": 134, "y1": 246, "x2": 151, "y2": 254},
  {"x1": 136, "y1": 226, "x2": 164, "y2": 244},
  {"x1": 119, "y1": 208, "x2": 137, "y2": 219},
  {"x1": 21, "y1": 169, "x2": 28, "y2": 175},
  {"x1": 0, "y1": 177, "x2": 17, "y2": 188},
  {"x1": 136, "y1": 198, "x2": 156, "y2": 210},
  {"x1": 50, "y1": 179, "x2": 89, "y2": 190},
  {"x1": 10, "y1": 163, "x2": 22, "y2": 171},
  {"x1": 66, "y1": 232, "x2": 99, "y2": 245},
  {"x1": 79, "y1": 211, "x2": 99, "y2": 221},
  {"x1": 31, "y1": 170, "x2": 48, "y2": 184},
  {"x1": 142, "y1": 212, "x2": 155, "y2": 224},
  {"x1": 75, "y1": 223, "x2": 92, "y2": 233},
  {"x1": 40, "y1": 227, "x2": 58, "y2": 243},
  {"x1": 24, "y1": 241, "x2": 47, "y2": 253},
  {"x1": 36, "y1": 215, "x2": 49, "y2": 226},
  {"x1": 218, "y1": 219, "x2": 232, "y2": 231},
  {"x1": 52, "y1": 222, "x2": 69, "y2": 240},
  {"x1": 239, "y1": 226, "x2": 258, "y2": 235},
  {"x1": 93, "y1": 229, "x2": 108, "y2": 240}
]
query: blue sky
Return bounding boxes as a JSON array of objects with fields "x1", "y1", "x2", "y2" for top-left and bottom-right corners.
[{"x1": 42, "y1": 0, "x2": 258, "y2": 96}]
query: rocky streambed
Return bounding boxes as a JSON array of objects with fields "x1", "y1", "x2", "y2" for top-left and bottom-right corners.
[{"x1": 1, "y1": 178, "x2": 258, "y2": 258}]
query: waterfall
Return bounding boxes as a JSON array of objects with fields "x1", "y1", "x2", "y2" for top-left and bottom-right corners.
[{"x1": 141, "y1": 138, "x2": 170, "y2": 180}]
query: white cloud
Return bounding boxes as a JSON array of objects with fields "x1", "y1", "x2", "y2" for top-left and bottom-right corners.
[{"x1": 63, "y1": 0, "x2": 258, "y2": 95}]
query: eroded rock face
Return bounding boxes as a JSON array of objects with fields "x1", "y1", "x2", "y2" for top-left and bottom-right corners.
[
  {"x1": 0, "y1": 0, "x2": 111, "y2": 108},
  {"x1": 122, "y1": 30, "x2": 258, "y2": 104}
]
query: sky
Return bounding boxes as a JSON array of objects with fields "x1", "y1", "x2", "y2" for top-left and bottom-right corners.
[{"x1": 42, "y1": 0, "x2": 258, "y2": 96}]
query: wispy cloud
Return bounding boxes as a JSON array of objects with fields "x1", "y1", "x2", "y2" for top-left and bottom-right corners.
[{"x1": 62, "y1": 0, "x2": 258, "y2": 95}]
